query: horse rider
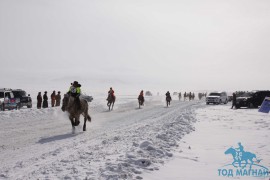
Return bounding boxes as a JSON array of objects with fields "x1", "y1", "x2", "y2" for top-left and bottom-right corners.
[
  {"x1": 107, "y1": 87, "x2": 115, "y2": 100},
  {"x1": 178, "y1": 92, "x2": 181, "y2": 101},
  {"x1": 68, "y1": 81, "x2": 81, "y2": 109},
  {"x1": 166, "y1": 91, "x2": 172, "y2": 101},
  {"x1": 138, "y1": 90, "x2": 144, "y2": 105}
]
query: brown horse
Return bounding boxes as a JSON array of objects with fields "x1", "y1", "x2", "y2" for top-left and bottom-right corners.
[
  {"x1": 61, "y1": 94, "x2": 91, "y2": 132},
  {"x1": 138, "y1": 95, "x2": 144, "y2": 109},
  {"x1": 107, "y1": 94, "x2": 115, "y2": 111}
]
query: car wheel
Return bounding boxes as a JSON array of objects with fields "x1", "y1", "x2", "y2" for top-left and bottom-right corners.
[
  {"x1": 225, "y1": 99, "x2": 228, "y2": 104},
  {"x1": 206, "y1": 102, "x2": 209, "y2": 105},
  {"x1": 219, "y1": 100, "x2": 222, "y2": 104},
  {"x1": 27, "y1": 104, "x2": 32, "y2": 108},
  {"x1": 2, "y1": 104, "x2": 5, "y2": 111}
]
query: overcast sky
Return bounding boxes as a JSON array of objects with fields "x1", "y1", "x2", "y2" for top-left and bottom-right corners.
[{"x1": 0, "y1": 0, "x2": 269, "y2": 94}]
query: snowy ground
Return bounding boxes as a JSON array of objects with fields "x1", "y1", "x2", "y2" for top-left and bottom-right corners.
[
  {"x1": 144, "y1": 104, "x2": 270, "y2": 180},
  {"x1": 0, "y1": 96, "x2": 269, "y2": 180}
]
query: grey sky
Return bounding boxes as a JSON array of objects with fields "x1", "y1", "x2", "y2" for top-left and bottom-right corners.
[{"x1": 0, "y1": 0, "x2": 269, "y2": 94}]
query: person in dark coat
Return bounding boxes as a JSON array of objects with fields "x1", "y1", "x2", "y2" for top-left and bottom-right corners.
[
  {"x1": 231, "y1": 92, "x2": 237, "y2": 109},
  {"x1": 51, "y1": 90, "x2": 56, "y2": 107},
  {"x1": 55, "y1": 91, "x2": 61, "y2": 106},
  {"x1": 42, "y1": 91, "x2": 48, "y2": 108},
  {"x1": 37, "y1": 92, "x2": 42, "y2": 109}
]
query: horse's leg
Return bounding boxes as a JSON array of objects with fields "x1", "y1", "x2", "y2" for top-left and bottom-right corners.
[
  {"x1": 238, "y1": 159, "x2": 242, "y2": 168},
  {"x1": 69, "y1": 115, "x2": 75, "y2": 133},
  {"x1": 232, "y1": 160, "x2": 238, "y2": 168},
  {"x1": 111, "y1": 101, "x2": 114, "y2": 110},
  {"x1": 74, "y1": 114, "x2": 80, "y2": 126},
  {"x1": 83, "y1": 115, "x2": 87, "y2": 131},
  {"x1": 69, "y1": 115, "x2": 75, "y2": 126}
]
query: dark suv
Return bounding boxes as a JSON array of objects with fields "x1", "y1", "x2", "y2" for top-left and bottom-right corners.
[
  {"x1": 236, "y1": 90, "x2": 270, "y2": 108},
  {"x1": 12, "y1": 89, "x2": 32, "y2": 108}
]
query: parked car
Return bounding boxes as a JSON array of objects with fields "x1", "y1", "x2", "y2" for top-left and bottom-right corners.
[
  {"x1": 145, "y1": 91, "x2": 152, "y2": 96},
  {"x1": 0, "y1": 88, "x2": 19, "y2": 111},
  {"x1": 235, "y1": 90, "x2": 270, "y2": 108},
  {"x1": 206, "y1": 91, "x2": 228, "y2": 105},
  {"x1": 12, "y1": 89, "x2": 32, "y2": 108}
]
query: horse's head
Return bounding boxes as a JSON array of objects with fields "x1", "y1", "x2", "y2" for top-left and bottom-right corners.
[
  {"x1": 225, "y1": 147, "x2": 235, "y2": 155},
  {"x1": 61, "y1": 94, "x2": 70, "y2": 112}
]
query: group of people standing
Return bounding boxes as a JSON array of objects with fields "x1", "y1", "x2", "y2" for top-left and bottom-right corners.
[{"x1": 37, "y1": 91, "x2": 61, "y2": 109}]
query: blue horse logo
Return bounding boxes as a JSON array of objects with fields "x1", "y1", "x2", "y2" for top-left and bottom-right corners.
[{"x1": 224, "y1": 142, "x2": 259, "y2": 168}]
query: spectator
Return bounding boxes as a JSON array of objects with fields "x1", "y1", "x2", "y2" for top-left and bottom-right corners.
[
  {"x1": 51, "y1": 91, "x2": 56, "y2": 107},
  {"x1": 55, "y1": 91, "x2": 61, "y2": 107},
  {"x1": 231, "y1": 92, "x2": 237, "y2": 109},
  {"x1": 42, "y1": 91, "x2": 48, "y2": 108},
  {"x1": 37, "y1": 92, "x2": 42, "y2": 109}
]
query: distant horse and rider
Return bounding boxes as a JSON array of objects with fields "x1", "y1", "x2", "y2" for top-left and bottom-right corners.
[
  {"x1": 107, "y1": 87, "x2": 116, "y2": 111},
  {"x1": 138, "y1": 90, "x2": 144, "y2": 109},
  {"x1": 61, "y1": 81, "x2": 91, "y2": 132},
  {"x1": 166, "y1": 91, "x2": 172, "y2": 107}
]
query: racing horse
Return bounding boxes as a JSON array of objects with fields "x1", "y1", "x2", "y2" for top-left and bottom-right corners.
[
  {"x1": 138, "y1": 95, "x2": 144, "y2": 109},
  {"x1": 107, "y1": 94, "x2": 116, "y2": 111},
  {"x1": 166, "y1": 96, "x2": 171, "y2": 107},
  {"x1": 61, "y1": 94, "x2": 91, "y2": 132}
]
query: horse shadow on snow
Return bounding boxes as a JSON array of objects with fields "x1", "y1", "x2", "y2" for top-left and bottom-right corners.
[{"x1": 38, "y1": 132, "x2": 83, "y2": 144}]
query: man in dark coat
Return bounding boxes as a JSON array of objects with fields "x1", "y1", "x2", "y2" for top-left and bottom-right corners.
[
  {"x1": 37, "y1": 92, "x2": 42, "y2": 109},
  {"x1": 55, "y1": 91, "x2": 61, "y2": 106},
  {"x1": 231, "y1": 92, "x2": 237, "y2": 109},
  {"x1": 51, "y1": 91, "x2": 56, "y2": 107},
  {"x1": 42, "y1": 91, "x2": 48, "y2": 108}
]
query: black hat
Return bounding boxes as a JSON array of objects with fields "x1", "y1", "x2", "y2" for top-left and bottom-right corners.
[
  {"x1": 73, "y1": 81, "x2": 78, "y2": 85},
  {"x1": 58, "y1": 91, "x2": 61, "y2": 93},
  {"x1": 45, "y1": 91, "x2": 47, "y2": 93}
]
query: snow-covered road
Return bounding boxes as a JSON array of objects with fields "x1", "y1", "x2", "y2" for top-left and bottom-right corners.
[
  {"x1": 1, "y1": 97, "x2": 269, "y2": 180},
  {"x1": 0, "y1": 96, "x2": 202, "y2": 179}
]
